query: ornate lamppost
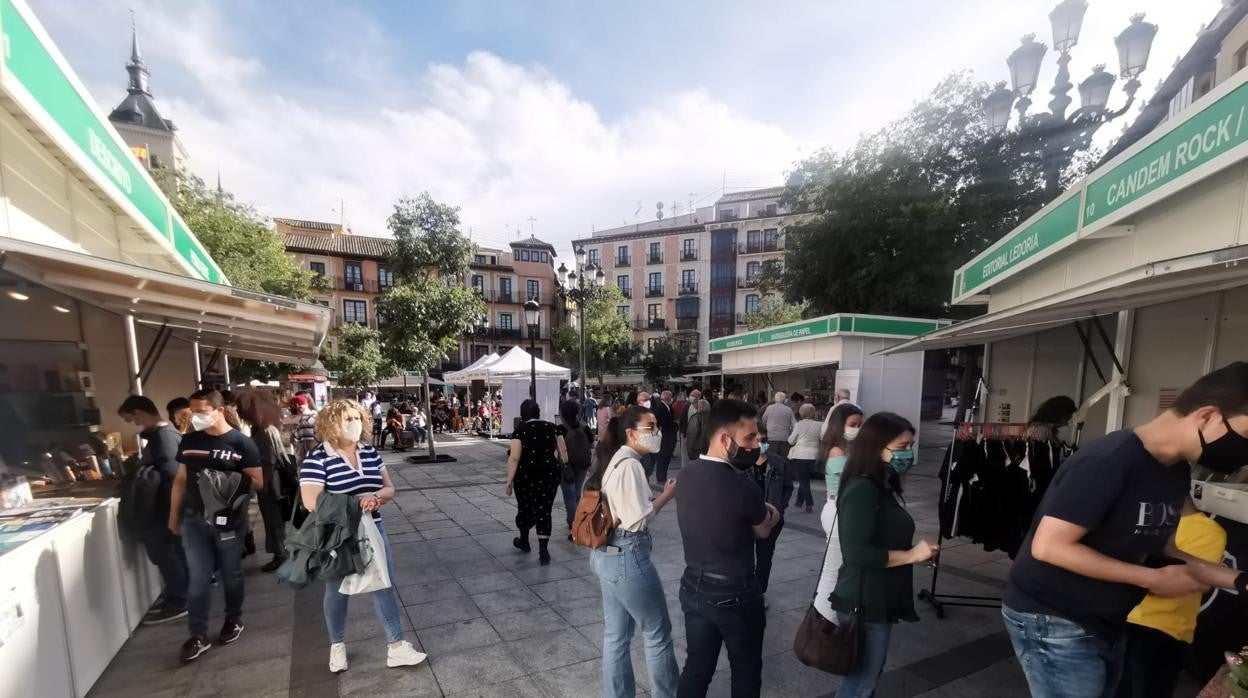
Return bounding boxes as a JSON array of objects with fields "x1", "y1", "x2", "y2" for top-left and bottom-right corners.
[{"x1": 557, "y1": 248, "x2": 605, "y2": 395}]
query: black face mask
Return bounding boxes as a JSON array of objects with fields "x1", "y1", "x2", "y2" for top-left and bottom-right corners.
[
  {"x1": 728, "y1": 440, "x2": 760, "y2": 469},
  {"x1": 1197, "y1": 417, "x2": 1248, "y2": 474}
]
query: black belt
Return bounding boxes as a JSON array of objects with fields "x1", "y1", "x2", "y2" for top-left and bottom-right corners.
[{"x1": 684, "y1": 569, "x2": 753, "y2": 585}]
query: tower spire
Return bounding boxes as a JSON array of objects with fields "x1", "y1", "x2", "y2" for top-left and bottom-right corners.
[{"x1": 126, "y1": 11, "x2": 151, "y2": 95}]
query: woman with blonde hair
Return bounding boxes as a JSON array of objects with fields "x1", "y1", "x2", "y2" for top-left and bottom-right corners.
[{"x1": 299, "y1": 399, "x2": 425, "y2": 673}]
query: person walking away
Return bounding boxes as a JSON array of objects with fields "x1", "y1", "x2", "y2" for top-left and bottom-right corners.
[
  {"x1": 1117, "y1": 498, "x2": 1226, "y2": 698},
  {"x1": 169, "y1": 389, "x2": 264, "y2": 663},
  {"x1": 558, "y1": 399, "x2": 594, "y2": 540},
  {"x1": 787, "y1": 403, "x2": 823, "y2": 513},
  {"x1": 651, "y1": 390, "x2": 678, "y2": 483},
  {"x1": 684, "y1": 399, "x2": 710, "y2": 462},
  {"x1": 597, "y1": 398, "x2": 614, "y2": 440},
  {"x1": 747, "y1": 440, "x2": 793, "y2": 605},
  {"x1": 118, "y1": 395, "x2": 188, "y2": 624},
  {"x1": 506, "y1": 399, "x2": 569, "y2": 565},
  {"x1": 760, "y1": 392, "x2": 795, "y2": 458},
  {"x1": 236, "y1": 391, "x2": 293, "y2": 573},
  {"x1": 813, "y1": 403, "x2": 864, "y2": 622},
  {"x1": 820, "y1": 388, "x2": 854, "y2": 436},
  {"x1": 831, "y1": 412, "x2": 938, "y2": 697},
  {"x1": 675, "y1": 399, "x2": 780, "y2": 697},
  {"x1": 678, "y1": 390, "x2": 701, "y2": 470},
  {"x1": 293, "y1": 395, "x2": 318, "y2": 464},
  {"x1": 371, "y1": 399, "x2": 386, "y2": 447},
  {"x1": 587, "y1": 407, "x2": 680, "y2": 697},
  {"x1": 582, "y1": 390, "x2": 599, "y2": 432},
  {"x1": 1003, "y1": 363, "x2": 1248, "y2": 698},
  {"x1": 299, "y1": 399, "x2": 425, "y2": 672}
]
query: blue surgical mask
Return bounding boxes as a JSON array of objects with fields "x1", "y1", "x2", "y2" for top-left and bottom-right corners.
[
  {"x1": 760, "y1": 443, "x2": 770, "y2": 455},
  {"x1": 887, "y1": 448, "x2": 915, "y2": 475}
]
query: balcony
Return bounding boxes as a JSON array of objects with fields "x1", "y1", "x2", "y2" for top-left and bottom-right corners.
[
  {"x1": 738, "y1": 238, "x2": 784, "y2": 255},
  {"x1": 647, "y1": 318, "x2": 668, "y2": 331},
  {"x1": 494, "y1": 327, "x2": 523, "y2": 341},
  {"x1": 678, "y1": 283, "x2": 698, "y2": 296},
  {"x1": 676, "y1": 317, "x2": 698, "y2": 331},
  {"x1": 646, "y1": 253, "x2": 664, "y2": 265},
  {"x1": 616, "y1": 255, "x2": 631, "y2": 266},
  {"x1": 338, "y1": 277, "x2": 379, "y2": 293},
  {"x1": 737, "y1": 276, "x2": 760, "y2": 289},
  {"x1": 680, "y1": 249, "x2": 698, "y2": 262},
  {"x1": 646, "y1": 286, "x2": 665, "y2": 298},
  {"x1": 497, "y1": 292, "x2": 516, "y2": 304}
]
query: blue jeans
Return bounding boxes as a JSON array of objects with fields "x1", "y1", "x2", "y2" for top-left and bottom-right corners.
[
  {"x1": 591, "y1": 531, "x2": 679, "y2": 698},
  {"x1": 142, "y1": 525, "x2": 188, "y2": 608},
  {"x1": 182, "y1": 511, "x2": 247, "y2": 637},
  {"x1": 560, "y1": 478, "x2": 582, "y2": 527},
  {"x1": 1002, "y1": 605, "x2": 1124, "y2": 698},
  {"x1": 324, "y1": 518, "x2": 404, "y2": 644},
  {"x1": 835, "y1": 616, "x2": 892, "y2": 698}
]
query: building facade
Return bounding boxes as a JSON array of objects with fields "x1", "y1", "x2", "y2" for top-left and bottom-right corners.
[
  {"x1": 279, "y1": 220, "x2": 561, "y2": 371},
  {"x1": 107, "y1": 23, "x2": 188, "y2": 174},
  {"x1": 572, "y1": 186, "x2": 797, "y2": 367}
]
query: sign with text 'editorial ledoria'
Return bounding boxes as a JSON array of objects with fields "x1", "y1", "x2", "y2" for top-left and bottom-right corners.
[
  {"x1": 953, "y1": 194, "x2": 1081, "y2": 301},
  {"x1": 0, "y1": 0, "x2": 224, "y2": 284}
]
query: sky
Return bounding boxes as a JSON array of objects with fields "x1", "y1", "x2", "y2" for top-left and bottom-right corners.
[{"x1": 30, "y1": 0, "x2": 1217, "y2": 259}]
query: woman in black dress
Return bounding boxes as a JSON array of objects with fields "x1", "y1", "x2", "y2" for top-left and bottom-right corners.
[{"x1": 505, "y1": 399, "x2": 569, "y2": 565}]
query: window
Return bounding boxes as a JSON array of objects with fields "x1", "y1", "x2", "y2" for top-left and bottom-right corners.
[
  {"x1": 647, "y1": 338, "x2": 661, "y2": 353},
  {"x1": 617, "y1": 245, "x2": 629, "y2": 263},
  {"x1": 588, "y1": 249, "x2": 600, "y2": 265},
  {"x1": 764, "y1": 203, "x2": 778, "y2": 216},
  {"x1": 675, "y1": 297, "x2": 699, "y2": 318},
  {"x1": 1237, "y1": 42, "x2": 1248, "y2": 71},
  {"x1": 711, "y1": 231, "x2": 735, "y2": 253},
  {"x1": 473, "y1": 345, "x2": 490, "y2": 361},
  {"x1": 520, "y1": 250, "x2": 530, "y2": 262},
  {"x1": 499, "y1": 277, "x2": 513, "y2": 297},
  {"x1": 540, "y1": 251, "x2": 549, "y2": 263},
  {"x1": 309, "y1": 261, "x2": 327, "y2": 277},
  {"x1": 648, "y1": 304, "x2": 662, "y2": 322},
  {"x1": 718, "y1": 207, "x2": 738, "y2": 221},
  {"x1": 617, "y1": 275, "x2": 631, "y2": 291},
  {"x1": 648, "y1": 241, "x2": 661, "y2": 261},
  {"x1": 746, "y1": 261, "x2": 762, "y2": 279},
  {"x1": 532, "y1": 347, "x2": 543, "y2": 360},
  {"x1": 513, "y1": 249, "x2": 520, "y2": 261},
  {"x1": 617, "y1": 305, "x2": 630, "y2": 316},
  {"x1": 745, "y1": 294, "x2": 759, "y2": 314},
  {"x1": 342, "y1": 299, "x2": 368, "y2": 325},
  {"x1": 682, "y1": 239, "x2": 696, "y2": 257},
  {"x1": 378, "y1": 266, "x2": 394, "y2": 289},
  {"x1": 471, "y1": 275, "x2": 484, "y2": 292},
  {"x1": 711, "y1": 296, "x2": 732, "y2": 316},
  {"x1": 527, "y1": 279, "x2": 540, "y2": 301},
  {"x1": 344, "y1": 261, "x2": 363, "y2": 289},
  {"x1": 763, "y1": 228, "x2": 779, "y2": 249},
  {"x1": 474, "y1": 254, "x2": 486, "y2": 265},
  {"x1": 498, "y1": 313, "x2": 514, "y2": 330},
  {"x1": 648, "y1": 272, "x2": 662, "y2": 291},
  {"x1": 747, "y1": 230, "x2": 762, "y2": 247},
  {"x1": 681, "y1": 269, "x2": 695, "y2": 287},
  {"x1": 711, "y1": 261, "x2": 735, "y2": 288},
  {"x1": 488, "y1": 255, "x2": 497, "y2": 265}
]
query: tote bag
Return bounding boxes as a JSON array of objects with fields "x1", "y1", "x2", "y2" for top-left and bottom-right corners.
[{"x1": 339, "y1": 515, "x2": 392, "y2": 595}]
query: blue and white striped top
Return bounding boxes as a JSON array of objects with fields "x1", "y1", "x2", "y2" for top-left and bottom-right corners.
[{"x1": 300, "y1": 442, "x2": 386, "y2": 519}]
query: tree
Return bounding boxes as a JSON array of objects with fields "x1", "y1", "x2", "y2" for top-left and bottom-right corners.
[
  {"x1": 376, "y1": 193, "x2": 486, "y2": 457},
  {"x1": 643, "y1": 337, "x2": 689, "y2": 387},
  {"x1": 744, "y1": 296, "x2": 806, "y2": 330},
  {"x1": 775, "y1": 73, "x2": 1062, "y2": 318},
  {"x1": 325, "y1": 323, "x2": 393, "y2": 390},
  {"x1": 551, "y1": 285, "x2": 636, "y2": 388}
]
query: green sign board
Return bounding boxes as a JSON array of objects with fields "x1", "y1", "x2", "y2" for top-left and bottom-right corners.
[
  {"x1": 1, "y1": 0, "x2": 225, "y2": 284},
  {"x1": 956, "y1": 196, "x2": 1081, "y2": 299},
  {"x1": 1085, "y1": 80, "x2": 1248, "y2": 227},
  {"x1": 708, "y1": 314, "x2": 944, "y2": 353}
]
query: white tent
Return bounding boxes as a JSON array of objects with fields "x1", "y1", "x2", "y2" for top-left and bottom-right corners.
[
  {"x1": 481, "y1": 346, "x2": 571, "y2": 379},
  {"x1": 479, "y1": 347, "x2": 570, "y2": 431},
  {"x1": 443, "y1": 352, "x2": 501, "y2": 383}
]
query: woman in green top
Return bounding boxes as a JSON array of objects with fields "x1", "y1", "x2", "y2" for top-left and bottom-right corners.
[
  {"x1": 831, "y1": 412, "x2": 938, "y2": 698},
  {"x1": 814, "y1": 403, "x2": 863, "y2": 621}
]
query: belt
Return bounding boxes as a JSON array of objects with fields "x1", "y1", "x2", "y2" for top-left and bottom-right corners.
[{"x1": 684, "y1": 569, "x2": 753, "y2": 585}]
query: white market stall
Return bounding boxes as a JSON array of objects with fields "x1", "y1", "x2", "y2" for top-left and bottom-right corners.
[
  {"x1": 443, "y1": 352, "x2": 501, "y2": 383},
  {"x1": 462, "y1": 346, "x2": 570, "y2": 431},
  {"x1": 708, "y1": 314, "x2": 949, "y2": 435}
]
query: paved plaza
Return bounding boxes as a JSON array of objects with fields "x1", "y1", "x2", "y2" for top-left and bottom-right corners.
[{"x1": 87, "y1": 425, "x2": 1039, "y2": 698}]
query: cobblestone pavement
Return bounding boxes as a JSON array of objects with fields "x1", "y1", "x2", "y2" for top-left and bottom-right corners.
[{"x1": 88, "y1": 424, "x2": 1039, "y2": 697}]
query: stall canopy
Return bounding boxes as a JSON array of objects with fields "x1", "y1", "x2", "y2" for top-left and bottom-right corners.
[
  {"x1": 479, "y1": 346, "x2": 571, "y2": 380},
  {"x1": 443, "y1": 352, "x2": 501, "y2": 382},
  {"x1": 880, "y1": 243, "x2": 1248, "y2": 355},
  {"x1": 0, "y1": 237, "x2": 331, "y2": 364}
]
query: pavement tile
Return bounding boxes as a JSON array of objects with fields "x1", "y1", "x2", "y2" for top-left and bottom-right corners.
[
  {"x1": 444, "y1": 676, "x2": 549, "y2": 698},
  {"x1": 446, "y1": 557, "x2": 506, "y2": 578},
  {"x1": 511, "y1": 561, "x2": 584, "y2": 585},
  {"x1": 470, "y1": 586, "x2": 545, "y2": 615},
  {"x1": 505, "y1": 627, "x2": 602, "y2": 672},
  {"x1": 488, "y1": 605, "x2": 572, "y2": 641},
  {"x1": 529, "y1": 575, "x2": 600, "y2": 603},
  {"x1": 187, "y1": 655, "x2": 291, "y2": 697},
  {"x1": 548, "y1": 593, "x2": 605, "y2": 627},
  {"x1": 336, "y1": 637, "x2": 441, "y2": 697},
  {"x1": 396, "y1": 579, "x2": 467, "y2": 605},
  {"x1": 416, "y1": 617, "x2": 504, "y2": 654},
  {"x1": 422, "y1": 525, "x2": 470, "y2": 540},
  {"x1": 391, "y1": 563, "x2": 453, "y2": 585},
  {"x1": 428, "y1": 643, "x2": 527, "y2": 694},
  {"x1": 432, "y1": 545, "x2": 493, "y2": 563},
  {"x1": 406, "y1": 596, "x2": 484, "y2": 630},
  {"x1": 456, "y1": 570, "x2": 524, "y2": 595},
  {"x1": 534, "y1": 657, "x2": 604, "y2": 698}
]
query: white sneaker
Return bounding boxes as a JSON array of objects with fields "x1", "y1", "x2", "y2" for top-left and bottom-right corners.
[
  {"x1": 329, "y1": 643, "x2": 348, "y2": 673},
  {"x1": 386, "y1": 641, "x2": 427, "y2": 668}
]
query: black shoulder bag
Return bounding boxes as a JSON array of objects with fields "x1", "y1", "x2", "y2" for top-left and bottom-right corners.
[{"x1": 792, "y1": 503, "x2": 864, "y2": 675}]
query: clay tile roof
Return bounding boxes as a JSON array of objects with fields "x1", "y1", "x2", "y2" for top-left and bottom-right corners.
[{"x1": 280, "y1": 232, "x2": 395, "y2": 260}]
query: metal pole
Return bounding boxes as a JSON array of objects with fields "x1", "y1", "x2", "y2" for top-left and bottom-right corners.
[
  {"x1": 191, "y1": 340, "x2": 203, "y2": 390},
  {"x1": 123, "y1": 314, "x2": 143, "y2": 395},
  {"x1": 578, "y1": 279, "x2": 588, "y2": 395},
  {"x1": 529, "y1": 325, "x2": 537, "y2": 399},
  {"x1": 223, "y1": 352, "x2": 231, "y2": 388}
]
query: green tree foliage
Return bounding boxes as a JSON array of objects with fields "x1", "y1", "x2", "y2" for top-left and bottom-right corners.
[
  {"x1": 387, "y1": 193, "x2": 475, "y2": 280},
  {"x1": 325, "y1": 323, "x2": 393, "y2": 390},
  {"x1": 551, "y1": 285, "x2": 636, "y2": 387},
  {"x1": 776, "y1": 73, "x2": 1061, "y2": 317},
  {"x1": 643, "y1": 337, "x2": 689, "y2": 386},
  {"x1": 743, "y1": 295, "x2": 806, "y2": 330}
]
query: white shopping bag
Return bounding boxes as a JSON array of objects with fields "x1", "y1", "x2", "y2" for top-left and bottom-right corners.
[{"x1": 339, "y1": 515, "x2": 392, "y2": 595}]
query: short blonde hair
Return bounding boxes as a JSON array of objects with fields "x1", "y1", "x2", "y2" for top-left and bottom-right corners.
[
  {"x1": 799, "y1": 403, "x2": 816, "y2": 419},
  {"x1": 314, "y1": 398, "x2": 372, "y2": 443}
]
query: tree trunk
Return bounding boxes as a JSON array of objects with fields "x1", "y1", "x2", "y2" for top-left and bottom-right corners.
[{"x1": 424, "y1": 370, "x2": 436, "y2": 459}]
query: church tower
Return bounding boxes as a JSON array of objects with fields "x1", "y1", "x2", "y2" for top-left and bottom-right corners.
[{"x1": 108, "y1": 15, "x2": 188, "y2": 174}]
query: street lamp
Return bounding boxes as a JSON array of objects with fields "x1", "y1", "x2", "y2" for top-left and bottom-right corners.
[
  {"x1": 524, "y1": 299, "x2": 541, "y2": 399},
  {"x1": 986, "y1": 3, "x2": 1157, "y2": 197},
  {"x1": 557, "y1": 247, "x2": 606, "y2": 396}
]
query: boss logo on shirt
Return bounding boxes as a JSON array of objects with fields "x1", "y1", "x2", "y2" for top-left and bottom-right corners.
[{"x1": 1135, "y1": 501, "x2": 1181, "y2": 534}]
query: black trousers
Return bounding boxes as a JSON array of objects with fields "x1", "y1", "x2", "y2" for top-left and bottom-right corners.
[
  {"x1": 677, "y1": 570, "x2": 766, "y2": 698},
  {"x1": 753, "y1": 517, "x2": 784, "y2": 593},
  {"x1": 655, "y1": 448, "x2": 675, "y2": 482},
  {"x1": 514, "y1": 472, "x2": 558, "y2": 537},
  {"x1": 1115, "y1": 624, "x2": 1186, "y2": 698}
]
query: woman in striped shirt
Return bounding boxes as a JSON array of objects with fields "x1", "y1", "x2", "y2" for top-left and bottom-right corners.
[{"x1": 299, "y1": 399, "x2": 425, "y2": 674}]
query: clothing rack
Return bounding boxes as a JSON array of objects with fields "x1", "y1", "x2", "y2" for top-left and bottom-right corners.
[{"x1": 918, "y1": 420, "x2": 1062, "y2": 619}]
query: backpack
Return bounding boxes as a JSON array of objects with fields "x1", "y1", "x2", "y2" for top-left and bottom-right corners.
[
  {"x1": 563, "y1": 424, "x2": 593, "y2": 470},
  {"x1": 117, "y1": 464, "x2": 162, "y2": 542}
]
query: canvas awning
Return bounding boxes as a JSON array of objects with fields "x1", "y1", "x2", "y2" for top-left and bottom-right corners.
[
  {"x1": 481, "y1": 346, "x2": 572, "y2": 380},
  {"x1": 880, "y1": 244, "x2": 1248, "y2": 355},
  {"x1": 0, "y1": 237, "x2": 330, "y2": 364},
  {"x1": 443, "y1": 352, "x2": 501, "y2": 382}
]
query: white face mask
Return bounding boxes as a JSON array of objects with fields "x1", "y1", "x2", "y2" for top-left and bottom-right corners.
[
  {"x1": 641, "y1": 399, "x2": 651, "y2": 409},
  {"x1": 343, "y1": 420, "x2": 364, "y2": 442},
  {"x1": 636, "y1": 430, "x2": 662, "y2": 454},
  {"x1": 844, "y1": 426, "x2": 860, "y2": 441},
  {"x1": 190, "y1": 412, "x2": 217, "y2": 432}
]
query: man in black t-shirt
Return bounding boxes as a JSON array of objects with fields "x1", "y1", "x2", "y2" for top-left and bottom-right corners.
[
  {"x1": 169, "y1": 389, "x2": 262, "y2": 664},
  {"x1": 675, "y1": 399, "x2": 780, "y2": 698},
  {"x1": 1003, "y1": 363, "x2": 1248, "y2": 697}
]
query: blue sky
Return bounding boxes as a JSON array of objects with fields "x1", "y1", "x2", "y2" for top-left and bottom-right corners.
[{"x1": 30, "y1": 0, "x2": 1215, "y2": 257}]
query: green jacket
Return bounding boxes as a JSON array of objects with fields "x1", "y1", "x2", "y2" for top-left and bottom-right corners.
[
  {"x1": 277, "y1": 490, "x2": 364, "y2": 588},
  {"x1": 829, "y1": 476, "x2": 919, "y2": 624}
]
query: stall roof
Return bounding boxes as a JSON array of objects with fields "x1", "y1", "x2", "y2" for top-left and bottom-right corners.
[
  {"x1": 881, "y1": 244, "x2": 1248, "y2": 354},
  {"x1": 709, "y1": 313, "x2": 949, "y2": 354},
  {"x1": 722, "y1": 360, "x2": 834, "y2": 376},
  {"x1": 1, "y1": 237, "x2": 330, "y2": 364},
  {"x1": 483, "y1": 346, "x2": 572, "y2": 380}
]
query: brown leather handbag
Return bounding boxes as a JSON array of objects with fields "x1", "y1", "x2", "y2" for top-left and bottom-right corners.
[{"x1": 793, "y1": 510, "x2": 863, "y2": 675}]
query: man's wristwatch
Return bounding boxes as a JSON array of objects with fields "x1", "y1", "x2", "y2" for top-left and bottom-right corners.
[{"x1": 1236, "y1": 570, "x2": 1248, "y2": 593}]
